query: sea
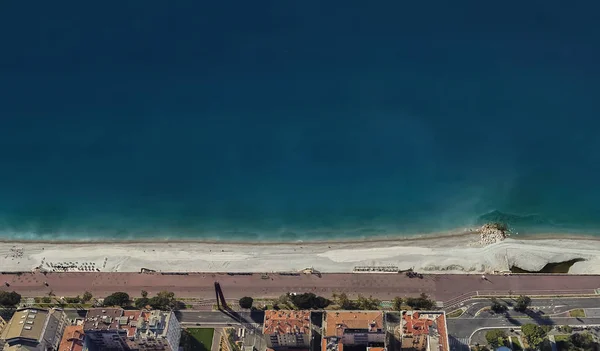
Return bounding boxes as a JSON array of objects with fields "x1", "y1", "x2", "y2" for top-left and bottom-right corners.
[{"x1": 1, "y1": 1, "x2": 599, "y2": 241}]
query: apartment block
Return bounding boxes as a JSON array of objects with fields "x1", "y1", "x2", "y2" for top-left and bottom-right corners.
[
  {"x1": 135, "y1": 310, "x2": 181, "y2": 351},
  {"x1": 322, "y1": 311, "x2": 385, "y2": 351},
  {"x1": 399, "y1": 311, "x2": 448, "y2": 351},
  {"x1": 82, "y1": 308, "x2": 180, "y2": 351},
  {"x1": 263, "y1": 310, "x2": 311, "y2": 350}
]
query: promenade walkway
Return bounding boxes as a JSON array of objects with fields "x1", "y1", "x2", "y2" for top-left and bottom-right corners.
[{"x1": 1, "y1": 272, "x2": 598, "y2": 304}]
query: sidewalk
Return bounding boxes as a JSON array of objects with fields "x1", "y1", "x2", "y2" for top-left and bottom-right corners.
[{"x1": 212, "y1": 328, "x2": 226, "y2": 351}]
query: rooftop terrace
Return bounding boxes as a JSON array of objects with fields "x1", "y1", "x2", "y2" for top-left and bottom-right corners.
[
  {"x1": 83, "y1": 308, "x2": 124, "y2": 331},
  {"x1": 324, "y1": 311, "x2": 384, "y2": 338},
  {"x1": 58, "y1": 325, "x2": 84, "y2": 351}
]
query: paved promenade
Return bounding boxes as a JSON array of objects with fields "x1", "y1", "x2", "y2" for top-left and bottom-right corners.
[{"x1": 1, "y1": 272, "x2": 599, "y2": 302}]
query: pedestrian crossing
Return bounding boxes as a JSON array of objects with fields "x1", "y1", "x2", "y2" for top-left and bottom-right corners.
[{"x1": 448, "y1": 336, "x2": 470, "y2": 351}]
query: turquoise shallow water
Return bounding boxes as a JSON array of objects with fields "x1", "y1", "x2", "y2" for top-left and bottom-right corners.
[{"x1": 0, "y1": 2, "x2": 599, "y2": 241}]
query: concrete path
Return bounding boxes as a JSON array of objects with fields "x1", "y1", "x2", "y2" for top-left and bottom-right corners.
[{"x1": 211, "y1": 328, "x2": 225, "y2": 351}]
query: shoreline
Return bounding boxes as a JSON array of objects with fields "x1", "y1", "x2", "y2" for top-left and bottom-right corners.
[
  {"x1": 0, "y1": 229, "x2": 477, "y2": 245},
  {"x1": 0, "y1": 228, "x2": 599, "y2": 246}
]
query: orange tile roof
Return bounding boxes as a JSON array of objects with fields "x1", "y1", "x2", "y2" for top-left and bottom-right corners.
[
  {"x1": 403, "y1": 312, "x2": 434, "y2": 336},
  {"x1": 263, "y1": 310, "x2": 311, "y2": 335},
  {"x1": 368, "y1": 348, "x2": 385, "y2": 351},
  {"x1": 402, "y1": 312, "x2": 449, "y2": 351},
  {"x1": 436, "y1": 314, "x2": 449, "y2": 351},
  {"x1": 58, "y1": 325, "x2": 84, "y2": 351},
  {"x1": 123, "y1": 310, "x2": 143, "y2": 337},
  {"x1": 324, "y1": 311, "x2": 383, "y2": 337},
  {"x1": 123, "y1": 310, "x2": 142, "y2": 319}
]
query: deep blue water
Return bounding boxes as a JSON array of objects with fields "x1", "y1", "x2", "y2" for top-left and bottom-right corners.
[{"x1": 1, "y1": 1, "x2": 599, "y2": 241}]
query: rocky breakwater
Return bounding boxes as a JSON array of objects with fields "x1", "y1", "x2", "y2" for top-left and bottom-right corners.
[{"x1": 477, "y1": 222, "x2": 510, "y2": 245}]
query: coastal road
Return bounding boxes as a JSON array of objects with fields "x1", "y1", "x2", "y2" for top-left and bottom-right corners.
[
  {"x1": 448, "y1": 317, "x2": 600, "y2": 351},
  {"x1": 456, "y1": 297, "x2": 600, "y2": 318},
  {"x1": 2, "y1": 272, "x2": 600, "y2": 303},
  {"x1": 447, "y1": 296, "x2": 600, "y2": 351},
  {"x1": 448, "y1": 317, "x2": 600, "y2": 340}
]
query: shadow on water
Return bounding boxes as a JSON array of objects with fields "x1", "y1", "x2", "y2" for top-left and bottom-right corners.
[{"x1": 510, "y1": 259, "x2": 585, "y2": 274}]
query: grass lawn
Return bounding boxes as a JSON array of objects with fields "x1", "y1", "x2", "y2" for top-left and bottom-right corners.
[
  {"x1": 569, "y1": 309, "x2": 586, "y2": 318},
  {"x1": 181, "y1": 328, "x2": 215, "y2": 351},
  {"x1": 554, "y1": 334, "x2": 570, "y2": 342},
  {"x1": 446, "y1": 309, "x2": 464, "y2": 318}
]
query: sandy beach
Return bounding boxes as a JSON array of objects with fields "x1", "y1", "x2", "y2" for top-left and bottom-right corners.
[{"x1": 2, "y1": 232, "x2": 600, "y2": 274}]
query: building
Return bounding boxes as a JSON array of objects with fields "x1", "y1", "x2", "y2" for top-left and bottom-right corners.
[
  {"x1": 263, "y1": 310, "x2": 311, "y2": 350},
  {"x1": 0, "y1": 308, "x2": 67, "y2": 351},
  {"x1": 83, "y1": 308, "x2": 130, "y2": 350},
  {"x1": 58, "y1": 325, "x2": 84, "y2": 351},
  {"x1": 82, "y1": 308, "x2": 180, "y2": 351},
  {"x1": 399, "y1": 311, "x2": 448, "y2": 351},
  {"x1": 134, "y1": 310, "x2": 181, "y2": 351},
  {"x1": 323, "y1": 311, "x2": 385, "y2": 351}
]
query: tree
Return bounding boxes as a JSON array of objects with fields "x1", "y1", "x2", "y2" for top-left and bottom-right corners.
[
  {"x1": 41, "y1": 296, "x2": 52, "y2": 303},
  {"x1": 239, "y1": 297, "x2": 254, "y2": 309},
  {"x1": 333, "y1": 293, "x2": 356, "y2": 310},
  {"x1": 405, "y1": 293, "x2": 436, "y2": 310},
  {"x1": 82, "y1": 291, "x2": 93, "y2": 303},
  {"x1": 514, "y1": 295, "x2": 531, "y2": 312},
  {"x1": 135, "y1": 297, "x2": 150, "y2": 309},
  {"x1": 65, "y1": 296, "x2": 81, "y2": 304},
  {"x1": 490, "y1": 297, "x2": 507, "y2": 313},
  {"x1": 0, "y1": 291, "x2": 21, "y2": 306},
  {"x1": 485, "y1": 329, "x2": 507, "y2": 348},
  {"x1": 103, "y1": 292, "x2": 130, "y2": 307},
  {"x1": 277, "y1": 294, "x2": 290, "y2": 305},
  {"x1": 148, "y1": 291, "x2": 176, "y2": 310},
  {"x1": 392, "y1": 297, "x2": 403, "y2": 311},
  {"x1": 357, "y1": 295, "x2": 380, "y2": 310},
  {"x1": 570, "y1": 332, "x2": 596, "y2": 350},
  {"x1": 521, "y1": 324, "x2": 547, "y2": 349},
  {"x1": 290, "y1": 293, "x2": 331, "y2": 309},
  {"x1": 561, "y1": 325, "x2": 573, "y2": 333},
  {"x1": 313, "y1": 295, "x2": 331, "y2": 309},
  {"x1": 141, "y1": 290, "x2": 148, "y2": 298}
]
